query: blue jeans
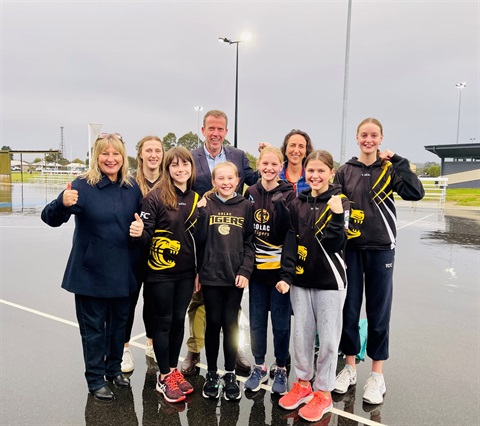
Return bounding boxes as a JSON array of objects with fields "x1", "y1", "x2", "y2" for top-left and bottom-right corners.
[
  {"x1": 249, "y1": 280, "x2": 291, "y2": 367},
  {"x1": 340, "y1": 249, "x2": 394, "y2": 361},
  {"x1": 75, "y1": 294, "x2": 130, "y2": 391}
]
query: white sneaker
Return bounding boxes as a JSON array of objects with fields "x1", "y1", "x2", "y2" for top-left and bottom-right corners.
[
  {"x1": 121, "y1": 347, "x2": 135, "y2": 373},
  {"x1": 363, "y1": 373, "x2": 386, "y2": 404},
  {"x1": 333, "y1": 365, "x2": 357, "y2": 394},
  {"x1": 145, "y1": 342, "x2": 157, "y2": 362}
]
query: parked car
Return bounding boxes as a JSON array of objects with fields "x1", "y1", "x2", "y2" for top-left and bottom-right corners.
[{"x1": 11, "y1": 166, "x2": 21, "y2": 171}]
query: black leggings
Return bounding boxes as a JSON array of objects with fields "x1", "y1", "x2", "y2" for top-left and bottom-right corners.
[
  {"x1": 145, "y1": 278, "x2": 194, "y2": 375},
  {"x1": 202, "y1": 285, "x2": 244, "y2": 372},
  {"x1": 124, "y1": 281, "x2": 155, "y2": 342}
]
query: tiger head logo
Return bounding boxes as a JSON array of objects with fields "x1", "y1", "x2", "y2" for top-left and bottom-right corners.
[
  {"x1": 298, "y1": 245, "x2": 307, "y2": 261},
  {"x1": 148, "y1": 234, "x2": 181, "y2": 270}
]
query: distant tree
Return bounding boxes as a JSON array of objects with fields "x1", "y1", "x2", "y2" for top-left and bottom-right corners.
[
  {"x1": 163, "y1": 133, "x2": 177, "y2": 151},
  {"x1": 128, "y1": 156, "x2": 138, "y2": 171},
  {"x1": 178, "y1": 132, "x2": 201, "y2": 151},
  {"x1": 1, "y1": 145, "x2": 13, "y2": 159},
  {"x1": 71, "y1": 158, "x2": 84, "y2": 164},
  {"x1": 426, "y1": 164, "x2": 441, "y2": 177},
  {"x1": 33, "y1": 158, "x2": 42, "y2": 163},
  {"x1": 245, "y1": 152, "x2": 257, "y2": 171},
  {"x1": 44, "y1": 150, "x2": 62, "y2": 164}
]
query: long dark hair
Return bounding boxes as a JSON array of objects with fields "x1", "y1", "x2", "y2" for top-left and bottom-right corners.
[
  {"x1": 155, "y1": 147, "x2": 196, "y2": 210},
  {"x1": 280, "y1": 129, "x2": 314, "y2": 165}
]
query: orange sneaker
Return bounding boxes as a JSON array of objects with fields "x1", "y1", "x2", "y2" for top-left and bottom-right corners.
[
  {"x1": 278, "y1": 382, "x2": 314, "y2": 410},
  {"x1": 171, "y1": 368, "x2": 194, "y2": 395},
  {"x1": 298, "y1": 391, "x2": 333, "y2": 422}
]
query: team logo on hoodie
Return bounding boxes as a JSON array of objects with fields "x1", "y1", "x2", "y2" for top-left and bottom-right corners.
[
  {"x1": 218, "y1": 224, "x2": 231, "y2": 235},
  {"x1": 254, "y1": 208, "x2": 270, "y2": 223},
  {"x1": 148, "y1": 230, "x2": 180, "y2": 270}
]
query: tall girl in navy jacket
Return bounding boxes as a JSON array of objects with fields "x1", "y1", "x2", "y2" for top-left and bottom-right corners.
[
  {"x1": 41, "y1": 133, "x2": 143, "y2": 401},
  {"x1": 138, "y1": 147, "x2": 199, "y2": 403},
  {"x1": 277, "y1": 150, "x2": 350, "y2": 422}
]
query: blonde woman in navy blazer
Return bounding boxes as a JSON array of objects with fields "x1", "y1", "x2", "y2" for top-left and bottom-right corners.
[{"x1": 41, "y1": 133, "x2": 143, "y2": 402}]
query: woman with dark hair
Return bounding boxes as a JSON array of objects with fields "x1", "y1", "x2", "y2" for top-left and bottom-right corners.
[
  {"x1": 41, "y1": 133, "x2": 144, "y2": 401},
  {"x1": 259, "y1": 129, "x2": 314, "y2": 196}
]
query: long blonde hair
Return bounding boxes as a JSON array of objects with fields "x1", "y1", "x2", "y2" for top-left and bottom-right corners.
[
  {"x1": 136, "y1": 136, "x2": 164, "y2": 196},
  {"x1": 81, "y1": 134, "x2": 132, "y2": 186}
]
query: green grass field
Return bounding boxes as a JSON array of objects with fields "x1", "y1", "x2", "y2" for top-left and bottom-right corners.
[
  {"x1": 446, "y1": 188, "x2": 480, "y2": 207},
  {"x1": 7, "y1": 172, "x2": 480, "y2": 207}
]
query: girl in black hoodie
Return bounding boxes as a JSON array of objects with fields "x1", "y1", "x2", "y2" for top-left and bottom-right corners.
[
  {"x1": 194, "y1": 161, "x2": 255, "y2": 401},
  {"x1": 277, "y1": 150, "x2": 350, "y2": 422},
  {"x1": 139, "y1": 147, "x2": 199, "y2": 403},
  {"x1": 243, "y1": 146, "x2": 295, "y2": 395},
  {"x1": 333, "y1": 118, "x2": 424, "y2": 405}
]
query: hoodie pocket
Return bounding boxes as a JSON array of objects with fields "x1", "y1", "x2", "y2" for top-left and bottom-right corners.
[{"x1": 202, "y1": 251, "x2": 241, "y2": 283}]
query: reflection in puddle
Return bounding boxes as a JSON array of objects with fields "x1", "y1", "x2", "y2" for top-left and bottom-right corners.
[
  {"x1": 422, "y1": 212, "x2": 480, "y2": 249},
  {"x1": 0, "y1": 183, "x2": 65, "y2": 215}
]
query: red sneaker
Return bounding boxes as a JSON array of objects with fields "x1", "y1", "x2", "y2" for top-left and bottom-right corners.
[
  {"x1": 298, "y1": 391, "x2": 333, "y2": 422},
  {"x1": 278, "y1": 382, "x2": 314, "y2": 410},
  {"x1": 171, "y1": 368, "x2": 194, "y2": 395},
  {"x1": 156, "y1": 372, "x2": 186, "y2": 403}
]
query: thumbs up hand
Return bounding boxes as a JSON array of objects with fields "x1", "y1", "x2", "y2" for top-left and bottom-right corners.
[
  {"x1": 62, "y1": 182, "x2": 79, "y2": 207},
  {"x1": 130, "y1": 212, "x2": 144, "y2": 237}
]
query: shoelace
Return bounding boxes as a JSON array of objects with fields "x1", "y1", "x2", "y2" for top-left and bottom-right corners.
[
  {"x1": 337, "y1": 369, "x2": 353, "y2": 384},
  {"x1": 164, "y1": 373, "x2": 181, "y2": 390},
  {"x1": 308, "y1": 392, "x2": 324, "y2": 408},
  {"x1": 363, "y1": 376, "x2": 379, "y2": 391},
  {"x1": 172, "y1": 370, "x2": 187, "y2": 385},
  {"x1": 274, "y1": 369, "x2": 286, "y2": 384},
  {"x1": 224, "y1": 373, "x2": 236, "y2": 384},
  {"x1": 290, "y1": 382, "x2": 308, "y2": 396},
  {"x1": 252, "y1": 367, "x2": 265, "y2": 380}
]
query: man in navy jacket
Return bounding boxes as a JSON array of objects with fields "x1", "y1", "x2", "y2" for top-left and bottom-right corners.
[{"x1": 181, "y1": 109, "x2": 257, "y2": 375}]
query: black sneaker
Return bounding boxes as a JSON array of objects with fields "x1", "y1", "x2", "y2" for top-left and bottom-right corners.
[
  {"x1": 223, "y1": 373, "x2": 241, "y2": 401},
  {"x1": 202, "y1": 371, "x2": 221, "y2": 399}
]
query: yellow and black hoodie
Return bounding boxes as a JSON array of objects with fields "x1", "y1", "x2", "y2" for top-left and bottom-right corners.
[
  {"x1": 244, "y1": 180, "x2": 295, "y2": 286},
  {"x1": 139, "y1": 186, "x2": 199, "y2": 281},
  {"x1": 195, "y1": 193, "x2": 255, "y2": 287},
  {"x1": 334, "y1": 154, "x2": 424, "y2": 250},
  {"x1": 280, "y1": 184, "x2": 350, "y2": 291}
]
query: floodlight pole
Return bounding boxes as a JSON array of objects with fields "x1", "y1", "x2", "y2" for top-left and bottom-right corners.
[
  {"x1": 219, "y1": 36, "x2": 247, "y2": 148},
  {"x1": 194, "y1": 106, "x2": 204, "y2": 148},
  {"x1": 340, "y1": 0, "x2": 352, "y2": 165},
  {"x1": 455, "y1": 82, "x2": 466, "y2": 144}
]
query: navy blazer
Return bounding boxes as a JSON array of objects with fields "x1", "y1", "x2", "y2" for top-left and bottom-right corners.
[
  {"x1": 41, "y1": 176, "x2": 143, "y2": 298},
  {"x1": 191, "y1": 145, "x2": 258, "y2": 196}
]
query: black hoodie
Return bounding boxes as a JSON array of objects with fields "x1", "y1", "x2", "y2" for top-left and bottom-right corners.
[
  {"x1": 195, "y1": 193, "x2": 255, "y2": 286},
  {"x1": 140, "y1": 186, "x2": 199, "y2": 281},
  {"x1": 280, "y1": 184, "x2": 350, "y2": 291},
  {"x1": 333, "y1": 154, "x2": 424, "y2": 250},
  {"x1": 244, "y1": 180, "x2": 295, "y2": 286}
]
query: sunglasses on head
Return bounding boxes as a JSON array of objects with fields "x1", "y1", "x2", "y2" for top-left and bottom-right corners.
[{"x1": 96, "y1": 133, "x2": 124, "y2": 142}]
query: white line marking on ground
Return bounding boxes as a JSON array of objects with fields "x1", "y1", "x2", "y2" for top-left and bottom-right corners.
[
  {"x1": 2, "y1": 303, "x2": 388, "y2": 425},
  {"x1": 397, "y1": 213, "x2": 434, "y2": 230},
  {"x1": 0, "y1": 298, "x2": 79, "y2": 327}
]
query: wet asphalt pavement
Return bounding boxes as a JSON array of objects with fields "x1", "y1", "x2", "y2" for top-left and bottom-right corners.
[{"x1": 1, "y1": 183, "x2": 479, "y2": 425}]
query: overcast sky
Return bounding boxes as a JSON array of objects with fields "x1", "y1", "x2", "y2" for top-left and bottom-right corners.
[{"x1": 1, "y1": 0, "x2": 479, "y2": 164}]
